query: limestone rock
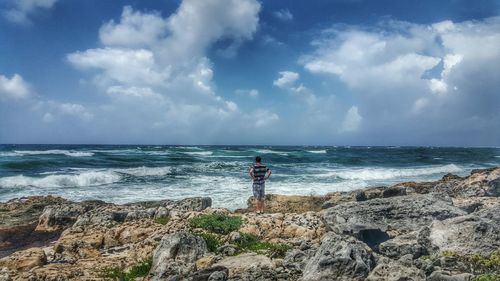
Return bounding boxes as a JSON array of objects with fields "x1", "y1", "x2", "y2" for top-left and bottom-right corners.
[
  {"x1": 366, "y1": 257, "x2": 425, "y2": 281},
  {"x1": 150, "y1": 231, "x2": 207, "y2": 281},
  {"x1": 300, "y1": 233, "x2": 375, "y2": 281},
  {"x1": 323, "y1": 193, "x2": 466, "y2": 246},
  {"x1": 213, "y1": 253, "x2": 272, "y2": 276},
  {"x1": 426, "y1": 204, "x2": 500, "y2": 255},
  {"x1": 0, "y1": 248, "x2": 46, "y2": 271}
]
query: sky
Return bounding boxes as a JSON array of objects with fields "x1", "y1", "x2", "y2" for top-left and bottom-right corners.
[{"x1": 0, "y1": 0, "x2": 499, "y2": 146}]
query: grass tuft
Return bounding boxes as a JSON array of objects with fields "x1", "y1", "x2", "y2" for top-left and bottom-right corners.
[
  {"x1": 473, "y1": 273, "x2": 500, "y2": 281},
  {"x1": 102, "y1": 258, "x2": 152, "y2": 281},
  {"x1": 190, "y1": 214, "x2": 242, "y2": 235},
  {"x1": 192, "y1": 231, "x2": 222, "y2": 253},
  {"x1": 154, "y1": 217, "x2": 170, "y2": 225},
  {"x1": 236, "y1": 232, "x2": 291, "y2": 258}
]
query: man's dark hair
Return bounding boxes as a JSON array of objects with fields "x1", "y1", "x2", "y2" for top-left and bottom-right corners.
[{"x1": 255, "y1": 156, "x2": 262, "y2": 163}]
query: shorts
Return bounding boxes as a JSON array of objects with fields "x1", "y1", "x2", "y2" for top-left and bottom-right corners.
[{"x1": 252, "y1": 182, "x2": 265, "y2": 200}]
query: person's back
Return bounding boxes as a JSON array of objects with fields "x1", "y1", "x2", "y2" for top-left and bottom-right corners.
[{"x1": 249, "y1": 156, "x2": 271, "y2": 213}]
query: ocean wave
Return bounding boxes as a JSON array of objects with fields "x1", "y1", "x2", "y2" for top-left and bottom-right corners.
[
  {"x1": 318, "y1": 164, "x2": 462, "y2": 181},
  {"x1": 254, "y1": 149, "x2": 288, "y2": 156},
  {"x1": 13, "y1": 150, "x2": 94, "y2": 157},
  {"x1": 307, "y1": 150, "x2": 327, "y2": 154},
  {"x1": 185, "y1": 151, "x2": 213, "y2": 156},
  {"x1": 0, "y1": 171, "x2": 121, "y2": 188},
  {"x1": 115, "y1": 166, "x2": 171, "y2": 177}
]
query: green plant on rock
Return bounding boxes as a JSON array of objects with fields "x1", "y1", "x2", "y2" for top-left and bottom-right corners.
[
  {"x1": 470, "y1": 251, "x2": 500, "y2": 271},
  {"x1": 236, "y1": 232, "x2": 291, "y2": 258},
  {"x1": 440, "y1": 250, "x2": 458, "y2": 257},
  {"x1": 154, "y1": 217, "x2": 170, "y2": 225},
  {"x1": 102, "y1": 258, "x2": 152, "y2": 281},
  {"x1": 192, "y1": 231, "x2": 222, "y2": 253},
  {"x1": 190, "y1": 213, "x2": 242, "y2": 235},
  {"x1": 473, "y1": 273, "x2": 500, "y2": 281}
]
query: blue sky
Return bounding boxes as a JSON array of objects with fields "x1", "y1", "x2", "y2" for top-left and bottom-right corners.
[{"x1": 1, "y1": 0, "x2": 499, "y2": 146}]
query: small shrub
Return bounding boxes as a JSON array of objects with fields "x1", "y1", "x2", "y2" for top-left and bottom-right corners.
[
  {"x1": 102, "y1": 258, "x2": 152, "y2": 281},
  {"x1": 154, "y1": 217, "x2": 170, "y2": 225},
  {"x1": 193, "y1": 232, "x2": 222, "y2": 253},
  {"x1": 473, "y1": 273, "x2": 500, "y2": 281},
  {"x1": 441, "y1": 250, "x2": 457, "y2": 257},
  {"x1": 236, "y1": 232, "x2": 291, "y2": 258},
  {"x1": 190, "y1": 214, "x2": 242, "y2": 234}
]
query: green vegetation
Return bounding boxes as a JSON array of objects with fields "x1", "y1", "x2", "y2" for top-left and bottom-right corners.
[
  {"x1": 470, "y1": 251, "x2": 500, "y2": 271},
  {"x1": 441, "y1": 250, "x2": 457, "y2": 257},
  {"x1": 102, "y1": 258, "x2": 152, "y2": 281},
  {"x1": 154, "y1": 217, "x2": 170, "y2": 225},
  {"x1": 193, "y1": 232, "x2": 222, "y2": 253},
  {"x1": 236, "y1": 232, "x2": 291, "y2": 258},
  {"x1": 473, "y1": 273, "x2": 500, "y2": 281},
  {"x1": 190, "y1": 213, "x2": 242, "y2": 234}
]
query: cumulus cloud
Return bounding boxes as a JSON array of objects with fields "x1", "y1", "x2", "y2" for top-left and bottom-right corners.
[
  {"x1": 340, "y1": 106, "x2": 362, "y2": 132},
  {"x1": 3, "y1": 0, "x2": 57, "y2": 24},
  {"x1": 235, "y1": 89, "x2": 259, "y2": 98},
  {"x1": 273, "y1": 71, "x2": 299, "y2": 88},
  {"x1": 0, "y1": 73, "x2": 31, "y2": 100},
  {"x1": 302, "y1": 17, "x2": 500, "y2": 145},
  {"x1": 63, "y1": 0, "x2": 277, "y2": 142},
  {"x1": 273, "y1": 9, "x2": 293, "y2": 22}
]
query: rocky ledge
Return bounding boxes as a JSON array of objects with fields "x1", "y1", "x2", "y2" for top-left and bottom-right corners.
[{"x1": 0, "y1": 167, "x2": 498, "y2": 281}]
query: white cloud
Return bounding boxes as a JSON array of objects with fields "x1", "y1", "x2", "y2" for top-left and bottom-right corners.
[
  {"x1": 273, "y1": 9, "x2": 293, "y2": 22},
  {"x1": 273, "y1": 71, "x2": 299, "y2": 88},
  {"x1": 302, "y1": 16, "x2": 500, "y2": 144},
  {"x1": 3, "y1": 0, "x2": 58, "y2": 24},
  {"x1": 254, "y1": 110, "x2": 279, "y2": 128},
  {"x1": 99, "y1": 6, "x2": 168, "y2": 48},
  {"x1": 340, "y1": 106, "x2": 362, "y2": 132},
  {"x1": 62, "y1": 1, "x2": 279, "y2": 143},
  {"x1": 0, "y1": 73, "x2": 31, "y2": 100},
  {"x1": 235, "y1": 89, "x2": 259, "y2": 98}
]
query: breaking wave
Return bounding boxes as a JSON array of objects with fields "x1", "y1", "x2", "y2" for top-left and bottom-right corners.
[
  {"x1": 0, "y1": 171, "x2": 121, "y2": 188},
  {"x1": 319, "y1": 164, "x2": 463, "y2": 181},
  {"x1": 12, "y1": 150, "x2": 94, "y2": 157}
]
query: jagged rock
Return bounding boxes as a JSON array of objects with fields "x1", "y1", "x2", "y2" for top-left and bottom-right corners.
[
  {"x1": 0, "y1": 248, "x2": 46, "y2": 271},
  {"x1": 190, "y1": 265, "x2": 228, "y2": 281},
  {"x1": 427, "y1": 271, "x2": 473, "y2": 281},
  {"x1": 323, "y1": 193, "x2": 466, "y2": 247},
  {"x1": 168, "y1": 197, "x2": 212, "y2": 212},
  {"x1": 150, "y1": 231, "x2": 207, "y2": 281},
  {"x1": 36, "y1": 203, "x2": 89, "y2": 231},
  {"x1": 213, "y1": 253, "x2": 273, "y2": 277},
  {"x1": 433, "y1": 167, "x2": 500, "y2": 197},
  {"x1": 300, "y1": 233, "x2": 375, "y2": 281},
  {"x1": 425, "y1": 204, "x2": 500, "y2": 255},
  {"x1": 378, "y1": 230, "x2": 427, "y2": 259},
  {"x1": 366, "y1": 256, "x2": 425, "y2": 281}
]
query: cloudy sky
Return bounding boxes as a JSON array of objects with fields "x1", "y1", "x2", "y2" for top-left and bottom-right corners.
[{"x1": 1, "y1": 0, "x2": 499, "y2": 146}]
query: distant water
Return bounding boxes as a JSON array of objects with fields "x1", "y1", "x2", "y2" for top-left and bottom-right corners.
[{"x1": 0, "y1": 145, "x2": 499, "y2": 210}]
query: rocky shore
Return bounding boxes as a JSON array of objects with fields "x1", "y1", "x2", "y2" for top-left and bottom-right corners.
[{"x1": 0, "y1": 167, "x2": 498, "y2": 281}]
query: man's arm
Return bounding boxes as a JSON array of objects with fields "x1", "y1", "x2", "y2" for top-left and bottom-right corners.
[
  {"x1": 249, "y1": 167, "x2": 255, "y2": 180},
  {"x1": 265, "y1": 168, "x2": 272, "y2": 180}
]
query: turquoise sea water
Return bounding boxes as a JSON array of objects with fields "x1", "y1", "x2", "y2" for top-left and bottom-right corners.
[{"x1": 0, "y1": 145, "x2": 499, "y2": 209}]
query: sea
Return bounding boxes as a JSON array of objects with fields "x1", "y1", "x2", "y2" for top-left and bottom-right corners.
[{"x1": 0, "y1": 145, "x2": 499, "y2": 210}]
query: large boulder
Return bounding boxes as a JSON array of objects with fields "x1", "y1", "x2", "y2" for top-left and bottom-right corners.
[
  {"x1": 36, "y1": 203, "x2": 90, "y2": 231},
  {"x1": 212, "y1": 253, "x2": 273, "y2": 277},
  {"x1": 378, "y1": 230, "x2": 427, "y2": 259},
  {"x1": 300, "y1": 233, "x2": 375, "y2": 281},
  {"x1": 425, "y1": 205, "x2": 500, "y2": 255},
  {"x1": 366, "y1": 256, "x2": 425, "y2": 281},
  {"x1": 433, "y1": 168, "x2": 500, "y2": 197},
  {"x1": 150, "y1": 231, "x2": 207, "y2": 281},
  {"x1": 323, "y1": 193, "x2": 467, "y2": 247}
]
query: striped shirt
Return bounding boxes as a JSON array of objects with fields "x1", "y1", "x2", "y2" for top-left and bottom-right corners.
[{"x1": 252, "y1": 164, "x2": 269, "y2": 184}]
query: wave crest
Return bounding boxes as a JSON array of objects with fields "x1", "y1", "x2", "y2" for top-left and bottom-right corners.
[
  {"x1": 320, "y1": 164, "x2": 462, "y2": 180},
  {"x1": 0, "y1": 171, "x2": 121, "y2": 188},
  {"x1": 13, "y1": 150, "x2": 94, "y2": 157}
]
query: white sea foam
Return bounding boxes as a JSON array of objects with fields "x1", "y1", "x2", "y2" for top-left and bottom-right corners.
[
  {"x1": 115, "y1": 166, "x2": 171, "y2": 177},
  {"x1": 13, "y1": 150, "x2": 94, "y2": 157},
  {"x1": 185, "y1": 151, "x2": 213, "y2": 156},
  {"x1": 307, "y1": 150, "x2": 327, "y2": 154},
  {"x1": 318, "y1": 164, "x2": 462, "y2": 181},
  {"x1": 0, "y1": 171, "x2": 121, "y2": 188},
  {"x1": 254, "y1": 149, "x2": 288, "y2": 156}
]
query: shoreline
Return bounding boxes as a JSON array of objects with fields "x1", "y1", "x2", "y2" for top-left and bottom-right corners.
[{"x1": 0, "y1": 167, "x2": 498, "y2": 280}]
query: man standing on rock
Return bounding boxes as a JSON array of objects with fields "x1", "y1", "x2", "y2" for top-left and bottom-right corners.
[{"x1": 249, "y1": 156, "x2": 272, "y2": 214}]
